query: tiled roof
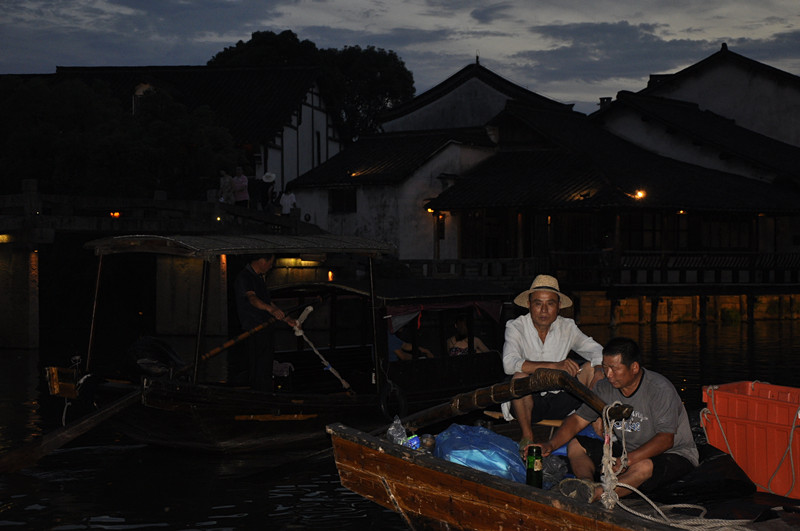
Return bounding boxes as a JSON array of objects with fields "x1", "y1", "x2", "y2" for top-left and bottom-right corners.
[
  {"x1": 427, "y1": 103, "x2": 800, "y2": 213},
  {"x1": 593, "y1": 91, "x2": 800, "y2": 180},
  {"x1": 641, "y1": 43, "x2": 800, "y2": 94},
  {"x1": 379, "y1": 61, "x2": 571, "y2": 124},
  {"x1": 55, "y1": 65, "x2": 321, "y2": 144},
  {"x1": 287, "y1": 128, "x2": 495, "y2": 189}
]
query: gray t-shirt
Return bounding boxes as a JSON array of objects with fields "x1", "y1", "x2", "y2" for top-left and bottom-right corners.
[{"x1": 576, "y1": 368, "x2": 699, "y2": 467}]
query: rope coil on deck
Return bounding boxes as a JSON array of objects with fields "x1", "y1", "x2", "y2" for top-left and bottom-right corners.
[{"x1": 599, "y1": 402, "x2": 757, "y2": 530}]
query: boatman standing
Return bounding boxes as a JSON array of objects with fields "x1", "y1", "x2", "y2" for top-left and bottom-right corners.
[
  {"x1": 234, "y1": 254, "x2": 298, "y2": 391},
  {"x1": 501, "y1": 275, "x2": 605, "y2": 451}
]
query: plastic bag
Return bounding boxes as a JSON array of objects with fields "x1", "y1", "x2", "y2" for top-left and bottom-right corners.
[
  {"x1": 433, "y1": 423, "x2": 526, "y2": 483},
  {"x1": 543, "y1": 455, "x2": 569, "y2": 490},
  {"x1": 386, "y1": 415, "x2": 407, "y2": 445}
]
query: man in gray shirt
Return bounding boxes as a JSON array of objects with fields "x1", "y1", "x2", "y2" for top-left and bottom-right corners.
[{"x1": 536, "y1": 337, "x2": 698, "y2": 503}]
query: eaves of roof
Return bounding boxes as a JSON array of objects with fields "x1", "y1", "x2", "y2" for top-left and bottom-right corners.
[
  {"x1": 595, "y1": 91, "x2": 800, "y2": 179},
  {"x1": 288, "y1": 127, "x2": 495, "y2": 190},
  {"x1": 427, "y1": 104, "x2": 800, "y2": 214},
  {"x1": 378, "y1": 62, "x2": 571, "y2": 124},
  {"x1": 55, "y1": 65, "x2": 321, "y2": 144}
]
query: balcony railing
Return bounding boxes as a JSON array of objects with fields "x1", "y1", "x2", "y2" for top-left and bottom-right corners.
[{"x1": 401, "y1": 251, "x2": 800, "y2": 293}]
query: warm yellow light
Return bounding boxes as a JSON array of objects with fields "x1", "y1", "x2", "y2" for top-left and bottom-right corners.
[
  {"x1": 0, "y1": 234, "x2": 13, "y2": 243},
  {"x1": 427, "y1": 208, "x2": 434, "y2": 213},
  {"x1": 328, "y1": 270, "x2": 334, "y2": 281},
  {"x1": 635, "y1": 190, "x2": 646, "y2": 199},
  {"x1": 677, "y1": 210, "x2": 686, "y2": 215},
  {"x1": 109, "y1": 211, "x2": 121, "y2": 218},
  {"x1": 216, "y1": 216, "x2": 222, "y2": 221},
  {"x1": 276, "y1": 257, "x2": 320, "y2": 268}
]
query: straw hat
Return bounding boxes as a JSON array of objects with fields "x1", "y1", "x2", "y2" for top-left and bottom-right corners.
[{"x1": 513, "y1": 274, "x2": 573, "y2": 309}]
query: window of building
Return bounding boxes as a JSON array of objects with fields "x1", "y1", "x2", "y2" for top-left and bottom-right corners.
[
  {"x1": 702, "y1": 215, "x2": 750, "y2": 249},
  {"x1": 328, "y1": 189, "x2": 356, "y2": 213},
  {"x1": 620, "y1": 212, "x2": 662, "y2": 251}
]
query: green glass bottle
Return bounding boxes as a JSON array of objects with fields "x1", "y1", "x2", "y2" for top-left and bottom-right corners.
[{"x1": 526, "y1": 446, "x2": 543, "y2": 488}]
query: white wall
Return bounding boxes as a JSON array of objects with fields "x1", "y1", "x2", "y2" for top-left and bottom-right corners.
[
  {"x1": 294, "y1": 143, "x2": 495, "y2": 259},
  {"x1": 259, "y1": 84, "x2": 341, "y2": 193},
  {"x1": 649, "y1": 62, "x2": 800, "y2": 148},
  {"x1": 602, "y1": 111, "x2": 776, "y2": 182}
]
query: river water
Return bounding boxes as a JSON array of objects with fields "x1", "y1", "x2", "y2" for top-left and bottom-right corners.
[{"x1": 2, "y1": 321, "x2": 800, "y2": 529}]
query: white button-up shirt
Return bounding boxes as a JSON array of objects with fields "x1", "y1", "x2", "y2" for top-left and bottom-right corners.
[
  {"x1": 500, "y1": 314, "x2": 603, "y2": 420},
  {"x1": 502, "y1": 314, "x2": 602, "y2": 375}
]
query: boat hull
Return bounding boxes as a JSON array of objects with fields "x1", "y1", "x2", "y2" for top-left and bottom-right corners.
[
  {"x1": 83, "y1": 379, "x2": 385, "y2": 453},
  {"x1": 327, "y1": 423, "x2": 675, "y2": 531}
]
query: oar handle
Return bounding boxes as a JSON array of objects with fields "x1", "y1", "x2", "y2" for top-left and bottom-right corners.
[{"x1": 180, "y1": 300, "x2": 315, "y2": 375}]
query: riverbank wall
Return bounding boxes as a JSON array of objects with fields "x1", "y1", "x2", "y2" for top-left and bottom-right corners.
[{"x1": 573, "y1": 292, "x2": 800, "y2": 326}]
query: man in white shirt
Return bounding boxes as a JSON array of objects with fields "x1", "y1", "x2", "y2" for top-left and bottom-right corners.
[
  {"x1": 279, "y1": 190, "x2": 296, "y2": 214},
  {"x1": 502, "y1": 275, "x2": 604, "y2": 448}
]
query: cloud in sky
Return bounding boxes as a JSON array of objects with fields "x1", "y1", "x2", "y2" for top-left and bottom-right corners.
[{"x1": 2, "y1": 0, "x2": 800, "y2": 113}]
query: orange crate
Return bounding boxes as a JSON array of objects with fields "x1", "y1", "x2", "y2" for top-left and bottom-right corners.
[{"x1": 702, "y1": 382, "x2": 800, "y2": 499}]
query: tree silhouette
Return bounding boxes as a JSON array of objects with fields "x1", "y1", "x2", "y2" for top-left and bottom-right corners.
[
  {"x1": 208, "y1": 30, "x2": 415, "y2": 142},
  {"x1": 0, "y1": 30, "x2": 415, "y2": 197}
]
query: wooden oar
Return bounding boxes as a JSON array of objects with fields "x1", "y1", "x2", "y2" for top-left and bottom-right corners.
[
  {"x1": 177, "y1": 301, "x2": 315, "y2": 377},
  {"x1": 400, "y1": 368, "x2": 632, "y2": 432},
  {"x1": 0, "y1": 389, "x2": 141, "y2": 474}
]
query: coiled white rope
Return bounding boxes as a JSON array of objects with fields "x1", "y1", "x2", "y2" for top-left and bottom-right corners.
[{"x1": 598, "y1": 402, "x2": 755, "y2": 530}]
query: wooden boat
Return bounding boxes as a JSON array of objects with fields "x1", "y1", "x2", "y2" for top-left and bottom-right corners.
[
  {"x1": 42, "y1": 233, "x2": 510, "y2": 453},
  {"x1": 328, "y1": 371, "x2": 800, "y2": 530}
]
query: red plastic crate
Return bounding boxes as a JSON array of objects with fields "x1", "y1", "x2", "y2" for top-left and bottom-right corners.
[{"x1": 702, "y1": 381, "x2": 800, "y2": 499}]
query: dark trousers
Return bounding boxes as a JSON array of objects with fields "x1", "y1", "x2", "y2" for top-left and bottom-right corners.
[{"x1": 245, "y1": 329, "x2": 273, "y2": 391}]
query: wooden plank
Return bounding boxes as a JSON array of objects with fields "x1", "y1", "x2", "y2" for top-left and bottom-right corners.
[{"x1": 0, "y1": 390, "x2": 141, "y2": 473}]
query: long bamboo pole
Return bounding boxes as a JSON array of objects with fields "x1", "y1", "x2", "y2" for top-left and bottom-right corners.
[{"x1": 401, "y1": 368, "x2": 632, "y2": 432}]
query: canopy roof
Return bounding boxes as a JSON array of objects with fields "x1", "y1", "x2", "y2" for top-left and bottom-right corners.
[
  {"x1": 85, "y1": 234, "x2": 396, "y2": 259},
  {"x1": 272, "y1": 278, "x2": 512, "y2": 330}
]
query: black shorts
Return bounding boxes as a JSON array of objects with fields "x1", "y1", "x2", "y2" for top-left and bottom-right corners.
[
  {"x1": 575, "y1": 435, "x2": 694, "y2": 492},
  {"x1": 530, "y1": 391, "x2": 582, "y2": 423}
]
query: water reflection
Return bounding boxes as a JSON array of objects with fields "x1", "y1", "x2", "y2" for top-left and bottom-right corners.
[
  {"x1": 0, "y1": 349, "x2": 43, "y2": 453},
  {"x1": 2, "y1": 322, "x2": 800, "y2": 528},
  {"x1": 581, "y1": 321, "x2": 800, "y2": 410}
]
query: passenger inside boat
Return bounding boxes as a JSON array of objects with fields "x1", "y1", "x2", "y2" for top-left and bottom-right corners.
[
  {"x1": 537, "y1": 337, "x2": 699, "y2": 505},
  {"x1": 388, "y1": 326, "x2": 434, "y2": 361},
  {"x1": 446, "y1": 315, "x2": 490, "y2": 356},
  {"x1": 501, "y1": 274, "x2": 604, "y2": 451}
]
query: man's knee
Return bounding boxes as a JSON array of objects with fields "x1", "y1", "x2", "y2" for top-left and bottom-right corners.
[
  {"x1": 566, "y1": 438, "x2": 586, "y2": 458},
  {"x1": 628, "y1": 459, "x2": 653, "y2": 475},
  {"x1": 623, "y1": 459, "x2": 654, "y2": 488}
]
